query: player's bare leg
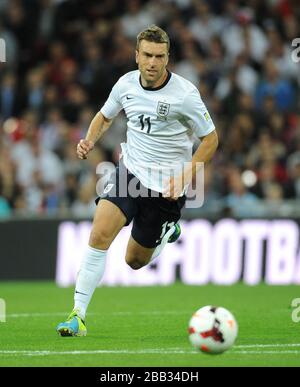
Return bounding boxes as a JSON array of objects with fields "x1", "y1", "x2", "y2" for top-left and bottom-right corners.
[
  {"x1": 125, "y1": 223, "x2": 181, "y2": 269},
  {"x1": 89, "y1": 199, "x2": 127, "y2": 250},
  {"x1": 56, "y1": 199, "x2": 126, "y2": 336},
  {"x1": 125, "y1": 237, "x2": 155, "y2": 269}
]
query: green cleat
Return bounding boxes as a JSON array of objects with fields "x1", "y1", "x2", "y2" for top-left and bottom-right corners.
[
  {"x1": 56, "y1": 309, "x2": 87, "y2": 337},
  {"x1": 168, "y1": 223, "x2": 181, "y2": 243}
]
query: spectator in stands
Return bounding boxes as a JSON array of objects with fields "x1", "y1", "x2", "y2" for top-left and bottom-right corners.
[
  {"x1": 224, "y1": 168, "x2": 262, "y2": 217},
  {"x1": 0, "y1": 72, "x2": 20, "y2": 119},
  {"x1": 255, "y1": 57, "x2": 295, "y2": 111}
]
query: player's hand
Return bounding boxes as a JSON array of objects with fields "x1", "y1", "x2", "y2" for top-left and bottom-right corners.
[
  {"x1": 162, "y1": 176, "x2": 183, "y2": 201},
  {"x1": 76, "y1": 139, "x2": 94, "y2": 159}
]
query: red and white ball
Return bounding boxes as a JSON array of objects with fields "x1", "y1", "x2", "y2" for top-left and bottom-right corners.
[{"x1": 188, "y1": 305, "x2": 238, "y2": 354}]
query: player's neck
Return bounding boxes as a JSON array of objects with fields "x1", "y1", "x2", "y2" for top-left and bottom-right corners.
[{"x1": 141, "y1": 69, "x2": 168, "y2": 89}]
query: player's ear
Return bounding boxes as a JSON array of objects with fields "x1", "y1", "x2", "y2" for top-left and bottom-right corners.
[{"x1": 135, "y1": 50, "x2": 139, "y2": 64}]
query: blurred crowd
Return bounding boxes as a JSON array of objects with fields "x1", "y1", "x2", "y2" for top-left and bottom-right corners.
[{"x1": 0, "y1": 0, "x2": 300, "y2": 219}]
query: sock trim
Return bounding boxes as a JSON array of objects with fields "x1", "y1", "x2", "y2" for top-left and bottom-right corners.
[{"x1": 88, "y1": 245, "x2": 107, "y2": 254}]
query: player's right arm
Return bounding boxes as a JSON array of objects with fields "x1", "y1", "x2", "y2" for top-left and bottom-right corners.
[
  {"x1": 76, "y1": 112, "x2": 112, "y2": 159},
  {"x1": 77, "y1": 77, "x2": 124, "y2": 160}
]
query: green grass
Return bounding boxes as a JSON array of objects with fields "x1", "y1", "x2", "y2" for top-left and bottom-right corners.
[{"x1": 0, "y1": 282, "x2": 299, "y2": 366}]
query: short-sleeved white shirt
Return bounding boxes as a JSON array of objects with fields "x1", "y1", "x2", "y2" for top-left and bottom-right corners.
[{"x1": 100, "y1": 70, "x2": 215, "y2": 193}]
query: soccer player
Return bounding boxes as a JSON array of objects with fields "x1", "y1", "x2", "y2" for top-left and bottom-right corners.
[{"x1": 56, "y1": 25, "x2": 218, "y2": 336}]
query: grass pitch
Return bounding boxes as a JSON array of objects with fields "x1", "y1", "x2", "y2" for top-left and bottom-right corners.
[{"x1": 0, "y1": 282, "x2": 299, "y2": 367}]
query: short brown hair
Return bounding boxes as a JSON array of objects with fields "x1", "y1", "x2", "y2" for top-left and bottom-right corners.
[{"x1": 136, "y1": 25, "x2": 170, "y2": 51}]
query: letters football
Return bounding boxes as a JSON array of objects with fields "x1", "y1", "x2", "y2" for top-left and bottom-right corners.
[{"x1": 188, "y1": 305, "x2": 238, "y2": 354}]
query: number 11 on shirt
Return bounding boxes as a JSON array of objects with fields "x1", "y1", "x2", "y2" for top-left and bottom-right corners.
[{"x1": 138, "y1": 114, "x2": 151, "y2": 133}]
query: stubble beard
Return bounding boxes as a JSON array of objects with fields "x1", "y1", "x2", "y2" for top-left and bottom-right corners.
[{"x1": 142, "y1": 67, "x2": 165, "y2": 87}]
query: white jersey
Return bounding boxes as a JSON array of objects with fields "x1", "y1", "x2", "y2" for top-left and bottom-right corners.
[{"x1": 100, "y1": 70, "x2": 215, "y2": 193}]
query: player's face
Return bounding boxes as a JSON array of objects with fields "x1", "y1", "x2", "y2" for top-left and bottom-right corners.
[{"x1": 136, "y1": 40, "x2": 169, "y2": 87}]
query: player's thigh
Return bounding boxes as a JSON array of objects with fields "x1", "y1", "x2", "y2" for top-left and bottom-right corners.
[
  {"x1": 131, "y1": 196, "x2": 184, "y2": 249},
  {"x1": 125, "y1": 235, "x2": 155, "y2": 269},
  {"x1": 89, "y1": 199, "x2": 127, "y2": 249}
]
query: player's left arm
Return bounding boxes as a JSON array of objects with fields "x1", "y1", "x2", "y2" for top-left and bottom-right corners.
[
  {"x1": 182, "y1": 87, "x2": 219, "y2": 186},
  {"x1": 163, "y1": 87, "x2": 218, "y2": 200},
  {"x1": 164, "y1": 130, "x2": 218, "y2": 200},
  {"x1": 188, "y1": 129, "x2": 219, "y2": 181}
]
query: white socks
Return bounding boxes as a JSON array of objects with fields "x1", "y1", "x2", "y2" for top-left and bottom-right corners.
[
  {"x1": 73, "y1": 227, "x2": 175, "y2": 320},
  {"x1": 74, "y1": 245, "x2": 107, "y2": 320},
  {"x1": 150, "y1": 225, "x2": 175, "y2": 263}
]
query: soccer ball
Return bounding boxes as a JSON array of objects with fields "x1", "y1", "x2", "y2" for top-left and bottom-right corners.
[{"x1": 188, "y1": 305, "x2": 238, "y2": 354}]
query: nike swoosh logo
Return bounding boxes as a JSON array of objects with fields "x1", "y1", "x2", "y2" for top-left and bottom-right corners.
[
  {"x1": 75, "y1": 290, "x2": 88, "y2": 296},
  {"x1": 126, "y1": 96, "x2": 133, "y2": 100}
]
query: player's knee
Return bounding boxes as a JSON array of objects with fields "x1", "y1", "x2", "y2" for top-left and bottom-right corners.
[
  {"x1": 89, "y1": 228, "x2": 112, "y2": 250},
  {"x1": 125, "y1": 256, "x2": 147, "y2": 270}
]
